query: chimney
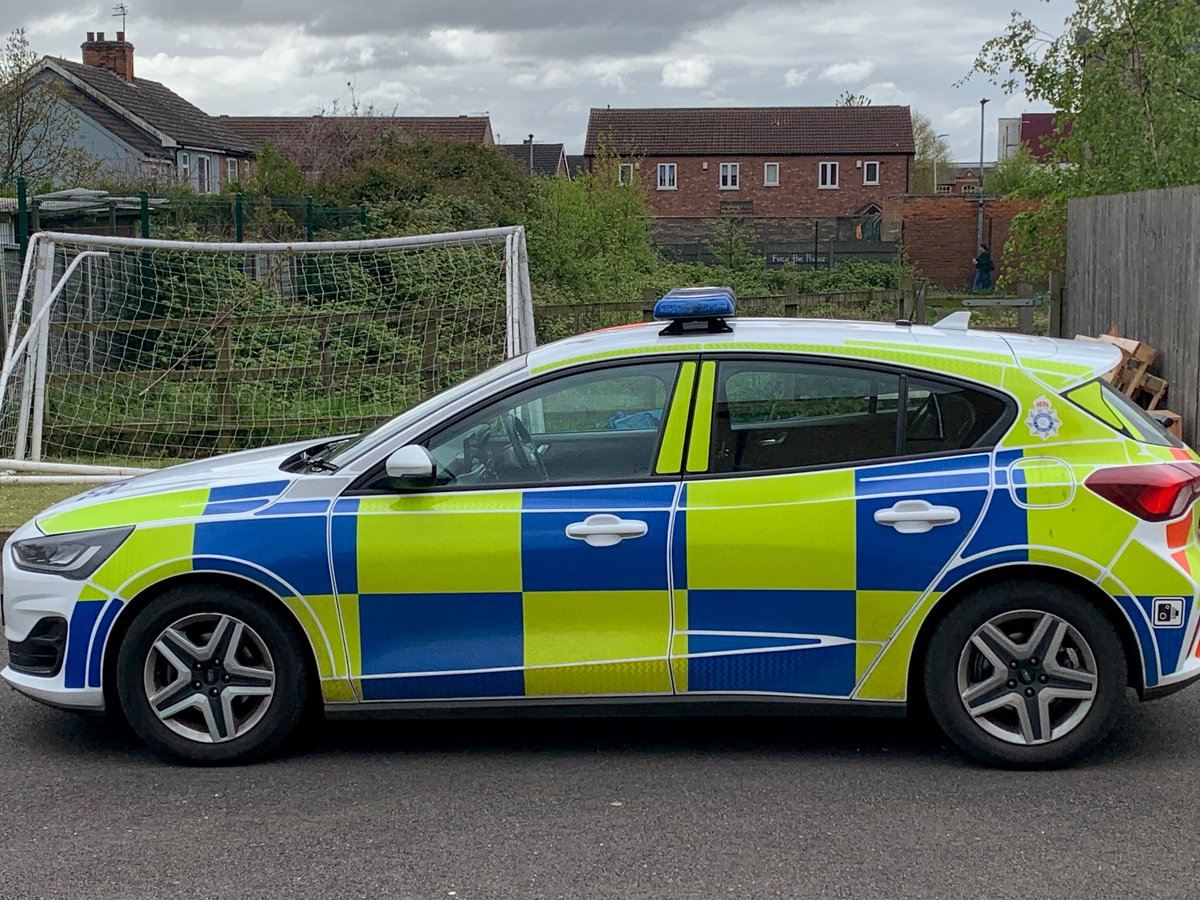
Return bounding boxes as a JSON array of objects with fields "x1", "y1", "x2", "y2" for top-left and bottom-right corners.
[{"x1": 81, "y1": 30, "x2": 135, "y2": 82}]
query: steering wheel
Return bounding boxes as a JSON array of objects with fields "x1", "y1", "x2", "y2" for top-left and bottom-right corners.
[{"x1": 502, "y1": 414, "x2": 548, "y2": 481}]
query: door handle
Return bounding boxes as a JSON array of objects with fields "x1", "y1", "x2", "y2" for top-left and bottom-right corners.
[
  {"x1": 874, "y1": 500, "x2": 961, "y2": 535},
  {"x1": 565, "y1": 514, "x2": 649, "y2": 547}
]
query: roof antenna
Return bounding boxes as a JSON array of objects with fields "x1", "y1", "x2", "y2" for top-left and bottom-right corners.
[{"x1": 113, "y1": 3, "x2": 128, "y2": 32}]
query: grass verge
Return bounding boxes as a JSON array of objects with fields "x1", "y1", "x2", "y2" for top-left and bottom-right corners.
[{"x1": 0, "y1": 484, "x2": 91, "y2": 529}]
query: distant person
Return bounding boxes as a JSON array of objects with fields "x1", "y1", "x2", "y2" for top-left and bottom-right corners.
[{"x1": 973, "y1": 244, "x2": 995, "y2": 292}]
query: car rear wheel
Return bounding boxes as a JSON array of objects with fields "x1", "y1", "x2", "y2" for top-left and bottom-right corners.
[
  {"x1": 116, "y1": 584, "x2": 311, "y2": 764},
  {"x1": 923, "y1": 581, "x2": 1127, "y2": 768}
]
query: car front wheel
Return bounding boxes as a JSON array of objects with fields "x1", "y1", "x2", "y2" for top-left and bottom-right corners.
[
  {"x1": 923, "y1": 581, "x2": 1127, "y2": 768},
  {"x1": 116, "y1": 584, "x2": 311, "y2": 764}
]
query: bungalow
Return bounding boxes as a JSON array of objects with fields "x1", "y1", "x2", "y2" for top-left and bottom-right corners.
[{"x1": 33, "y1": 31, "x2": 255, "y2": 191}]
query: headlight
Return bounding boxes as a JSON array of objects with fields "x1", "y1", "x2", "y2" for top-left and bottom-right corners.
[{"x1": 11, "y1": 526, "x2": 134, "y2": 580}]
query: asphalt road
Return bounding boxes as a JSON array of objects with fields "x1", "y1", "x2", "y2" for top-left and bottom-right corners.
[{"x1": 0, "y1": 642, "x2": 1198, "y2": 900}]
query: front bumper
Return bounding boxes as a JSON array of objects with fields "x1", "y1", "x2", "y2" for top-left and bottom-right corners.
[
  {"x1": 1, "y1": 666, "x2": 105, "y2": 711},
  {"x1": 2, "y1": 520, "x2": 108, "y2": 713}
]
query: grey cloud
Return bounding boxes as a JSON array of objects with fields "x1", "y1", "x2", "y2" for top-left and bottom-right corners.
[{"x1": 132, "y1": 0, "x2": 778, "y2": 38}]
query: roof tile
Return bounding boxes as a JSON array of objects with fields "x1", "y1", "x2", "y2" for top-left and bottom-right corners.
[
  {"x1": 52, "y1": 57, "x2": 254, "y2": 154},
  {"x1": 584, "y1": 106, "x2": 915, "y2": 156}
]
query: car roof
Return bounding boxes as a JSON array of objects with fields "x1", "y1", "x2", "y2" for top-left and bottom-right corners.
[{"x1": 525, "y1": 317, "x2": 1123, "y2": 391}]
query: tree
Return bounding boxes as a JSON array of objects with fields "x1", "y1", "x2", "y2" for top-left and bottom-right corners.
[
  {"x1": 0, "y1": 28, "x2": 98, "y2": 184},
  {"x1": 247, "y1": 141, "x2": 306, "y2": 196},
  {"x1": 972, "y1": 0, "x2": 1200, "y2": 282},
  {"x1": 987, "y1": 144, "x2": 1055, "y2": 198},
  {"x1": 911, "y1": 110, "x2": 954, "y2": 194},
  {"x1": 836, "y1": 91, "x2": 872, "y2": 107}
]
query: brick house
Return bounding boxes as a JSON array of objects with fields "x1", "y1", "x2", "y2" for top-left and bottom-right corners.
[
  {"x1": 583, "y1": 106, "x2": 915, "y2": 220},
  {"x1": 936, "y1": 164, "x2": 996, "y2": 196},
  {"x1": 32, "y1": 32, "x2": 255, "y2": 190}
]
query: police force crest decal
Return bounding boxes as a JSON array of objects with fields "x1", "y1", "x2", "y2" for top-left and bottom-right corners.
[{"x1": 1025, "y1": 396, "x2": 1062, "y2": 440}]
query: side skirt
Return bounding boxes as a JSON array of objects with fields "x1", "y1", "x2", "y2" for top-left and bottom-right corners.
[{"x1": 324, "y1": 694, "x2": 908, "y2": 721}]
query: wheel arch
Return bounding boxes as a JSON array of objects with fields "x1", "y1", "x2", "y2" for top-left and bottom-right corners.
[
  {"x1": 100, "y1": 570, "x2": 325, "y2": 715},
  {"x1": 905, "y1": 563, "x2": 1146, "y2": 713}
]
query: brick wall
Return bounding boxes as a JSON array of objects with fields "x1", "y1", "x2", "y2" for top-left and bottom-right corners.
[
  {"x1": 611, "y1": 154, "x2": 910, "y2": 218},
  {"x1": 882, "y1": 195, "x2": 1038, "y2": 290}
]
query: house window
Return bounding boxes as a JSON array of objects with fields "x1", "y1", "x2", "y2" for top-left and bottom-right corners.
[
  {"x1": 618, "y1": 163, "x2": 635, "y2": 186},
  {"x1": 819, "y1": 161, "x2": 839, "y2": 189},
  {"x1": 657, "y1": 163, "x2": 677, "y2": 190},
  {"x1": 936, "y1": 184, "x2": 954, "y2": 195},
  {"x1": 196, "y1": 155, "x2": 212, "y2": 194},
  {"x1": 962, "y1": 183, "x2": 980, "y2": 195},
  {"x1": 180, "y1": 152, "x2": 190, "y2": 184},
  {"x1": 863, "y1": 161, "x2": 880, "y2": 185},
  {"x1": 719, "y1": 163, "x2": 739, "y2": 190},
  {"x1": 227, "y1": 158, "x2": 238, "y2": 185},
  {"x1": 763, "y1": 163, "x2": 780, "y2": 187}
]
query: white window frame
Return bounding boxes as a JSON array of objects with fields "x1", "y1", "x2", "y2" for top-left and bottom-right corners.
[
  {"x1": 763, "y1": 162, "x2": 780, "y2": 187},
  {"x1": 196, "y1": 155, "x2": 212, "y2": 194},
  {"x1": 180, "y1": 152, "x2": 190, "y2": 184},
  {"x1": 657, "y1": 163, "x2": 677, "y2": 190},
  {"x1": 863, "y1": 161, "x2": 880, "y2": 186},
  {"x1": 227, "y1": 158, "x2": 238, "y2": 185},
  {"x1": 618, "y1": 162, "x2": 635, "y2": 186},
  {"x1": 962, "y1": 183, "x2": 980, "y2": 195},
  {"x1": 936, "y1": 184, "x2": 954, "y2": 195},
  {"x1": 819, "y1": 161, "x2": 839, "y2": 189},
  {"x1": 719, "y1": 162, "x2": 740, "y2": 190}
]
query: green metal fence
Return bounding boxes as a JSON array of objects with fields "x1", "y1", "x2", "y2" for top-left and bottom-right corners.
[{"x1": 4, "y1": 180, "x2": 368, "y2": 248}]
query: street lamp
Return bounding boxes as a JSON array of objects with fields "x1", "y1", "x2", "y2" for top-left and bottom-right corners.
[
  {"x1": 934, "y1": 134, "x2": 950, "y2": 194},
  {"x1": 977, "y1": 98, "x2": 989, "y2": 250}
]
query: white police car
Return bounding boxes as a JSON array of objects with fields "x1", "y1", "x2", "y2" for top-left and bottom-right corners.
[{"x1": 4, "y1": 289, "x2": 1199, "y2": 766}]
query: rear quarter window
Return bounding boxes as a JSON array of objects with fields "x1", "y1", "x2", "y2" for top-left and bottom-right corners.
[{"x1": 1066, "y1": 380, "x2": 1183, "y2": 448}]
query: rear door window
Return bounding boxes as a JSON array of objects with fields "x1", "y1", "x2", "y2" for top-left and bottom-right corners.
[{"x1": 706, "y1": 359, "x2": 1013, "y2": 475}]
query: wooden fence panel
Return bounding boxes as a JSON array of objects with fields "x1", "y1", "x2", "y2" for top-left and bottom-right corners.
[{"x1": 1066, "y1": 187, "x2": 1200, "y2": 444}]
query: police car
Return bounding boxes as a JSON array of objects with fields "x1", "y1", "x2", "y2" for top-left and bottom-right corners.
[{"x1": 5, "y1": 289, "x2": 1200, "y2": 767}]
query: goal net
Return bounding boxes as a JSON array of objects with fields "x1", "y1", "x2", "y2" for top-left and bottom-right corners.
[{"x1": 0, "y1": 227, "x2": 535, "y2": 477}]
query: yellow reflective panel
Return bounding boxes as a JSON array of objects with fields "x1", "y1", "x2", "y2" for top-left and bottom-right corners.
[
  {"x1": 339, "y1": 593, "x2": 362, "y2": 679},
  {"x1": 855, "y1": 592, "x2": 941, "y2": 700},
  {"x1": 356, "y1": 492, "x2": 522, "y2": 595},
  {"x1": 656, "y1": 361, "x2": 696, "y2": 475},
  {"x1": 1110, "y1": 540, "x2": 1195, "y2": 597},
  {"x1": 281, "y1": 595, "x2": 340, "y2": 679},
  {"x1": 671, "y1": 588, "x2": 688, "y2": 692},
  {"x1": 90, "y1": 523, "x2": 195, "y2": 594},
  {"x1": 523, "y1": 590, "x2": 669, "y2": 665},
  {"x1": 39, "y1": 488, "x2": 210, "y2": 534},
  {"x1": 686, "y1": 362, "x2": 717, "y2": 474},
  {"x1": 686, "y1": 471, "x2": 856, "y2": 591}
]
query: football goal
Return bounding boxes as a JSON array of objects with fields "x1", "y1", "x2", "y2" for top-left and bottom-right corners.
[{"x1": 0, "y1": 226, "x2": 535, "y2": 480}]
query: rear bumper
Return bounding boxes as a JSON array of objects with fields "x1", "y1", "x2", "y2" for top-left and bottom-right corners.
[{"x1": 1142, "y1": 665, "x2": 1200, "y2": 701}]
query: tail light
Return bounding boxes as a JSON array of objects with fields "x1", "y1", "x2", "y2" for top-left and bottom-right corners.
[{"x1": 1084, "y1": 463, "x2": 1200, "y2": 522}]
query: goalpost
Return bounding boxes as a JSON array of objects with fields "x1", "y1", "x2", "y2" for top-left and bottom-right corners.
[{"x1": 0, "y1": 227, "x2": 536, "y2": 481}]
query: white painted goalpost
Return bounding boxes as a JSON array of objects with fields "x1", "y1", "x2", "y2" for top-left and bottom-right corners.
[{"x1": 0, "y1": 227, "x2": 536, "y2": 481}]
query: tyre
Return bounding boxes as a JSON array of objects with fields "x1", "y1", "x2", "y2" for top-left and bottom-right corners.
[
  {"x1": 116, "y1": 584, "x2": 312, "y2": 764},
  {"x1": 923, "y1": 580, "x2": 1127, "y2": 769}
]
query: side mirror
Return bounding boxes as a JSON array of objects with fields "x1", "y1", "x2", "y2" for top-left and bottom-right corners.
[{"x1": 384, "y1": 445, "x2": 436, "y2": 485}]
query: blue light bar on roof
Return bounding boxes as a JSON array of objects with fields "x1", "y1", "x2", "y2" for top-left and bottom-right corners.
[{"x1": 653, "y1": 286, "x2": 736, "y2": 320}]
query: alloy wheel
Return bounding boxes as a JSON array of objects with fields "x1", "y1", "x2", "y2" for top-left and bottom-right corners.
[
  {"x1": 142, "y1": 613, "x2": 276, "y2": 744},
  {"x1": 956, "y1": 609, "x2": 1099, "y2": 746}
]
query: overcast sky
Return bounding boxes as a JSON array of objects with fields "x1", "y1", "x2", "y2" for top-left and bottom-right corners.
[{"x1": 21, "y1": 0, "x2": 1076, "y2": 161}]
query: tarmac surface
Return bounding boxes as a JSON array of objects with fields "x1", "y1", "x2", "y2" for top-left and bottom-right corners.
[{"x1": 0, "y1": 640, "x2": 1197, "y2": 899}]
